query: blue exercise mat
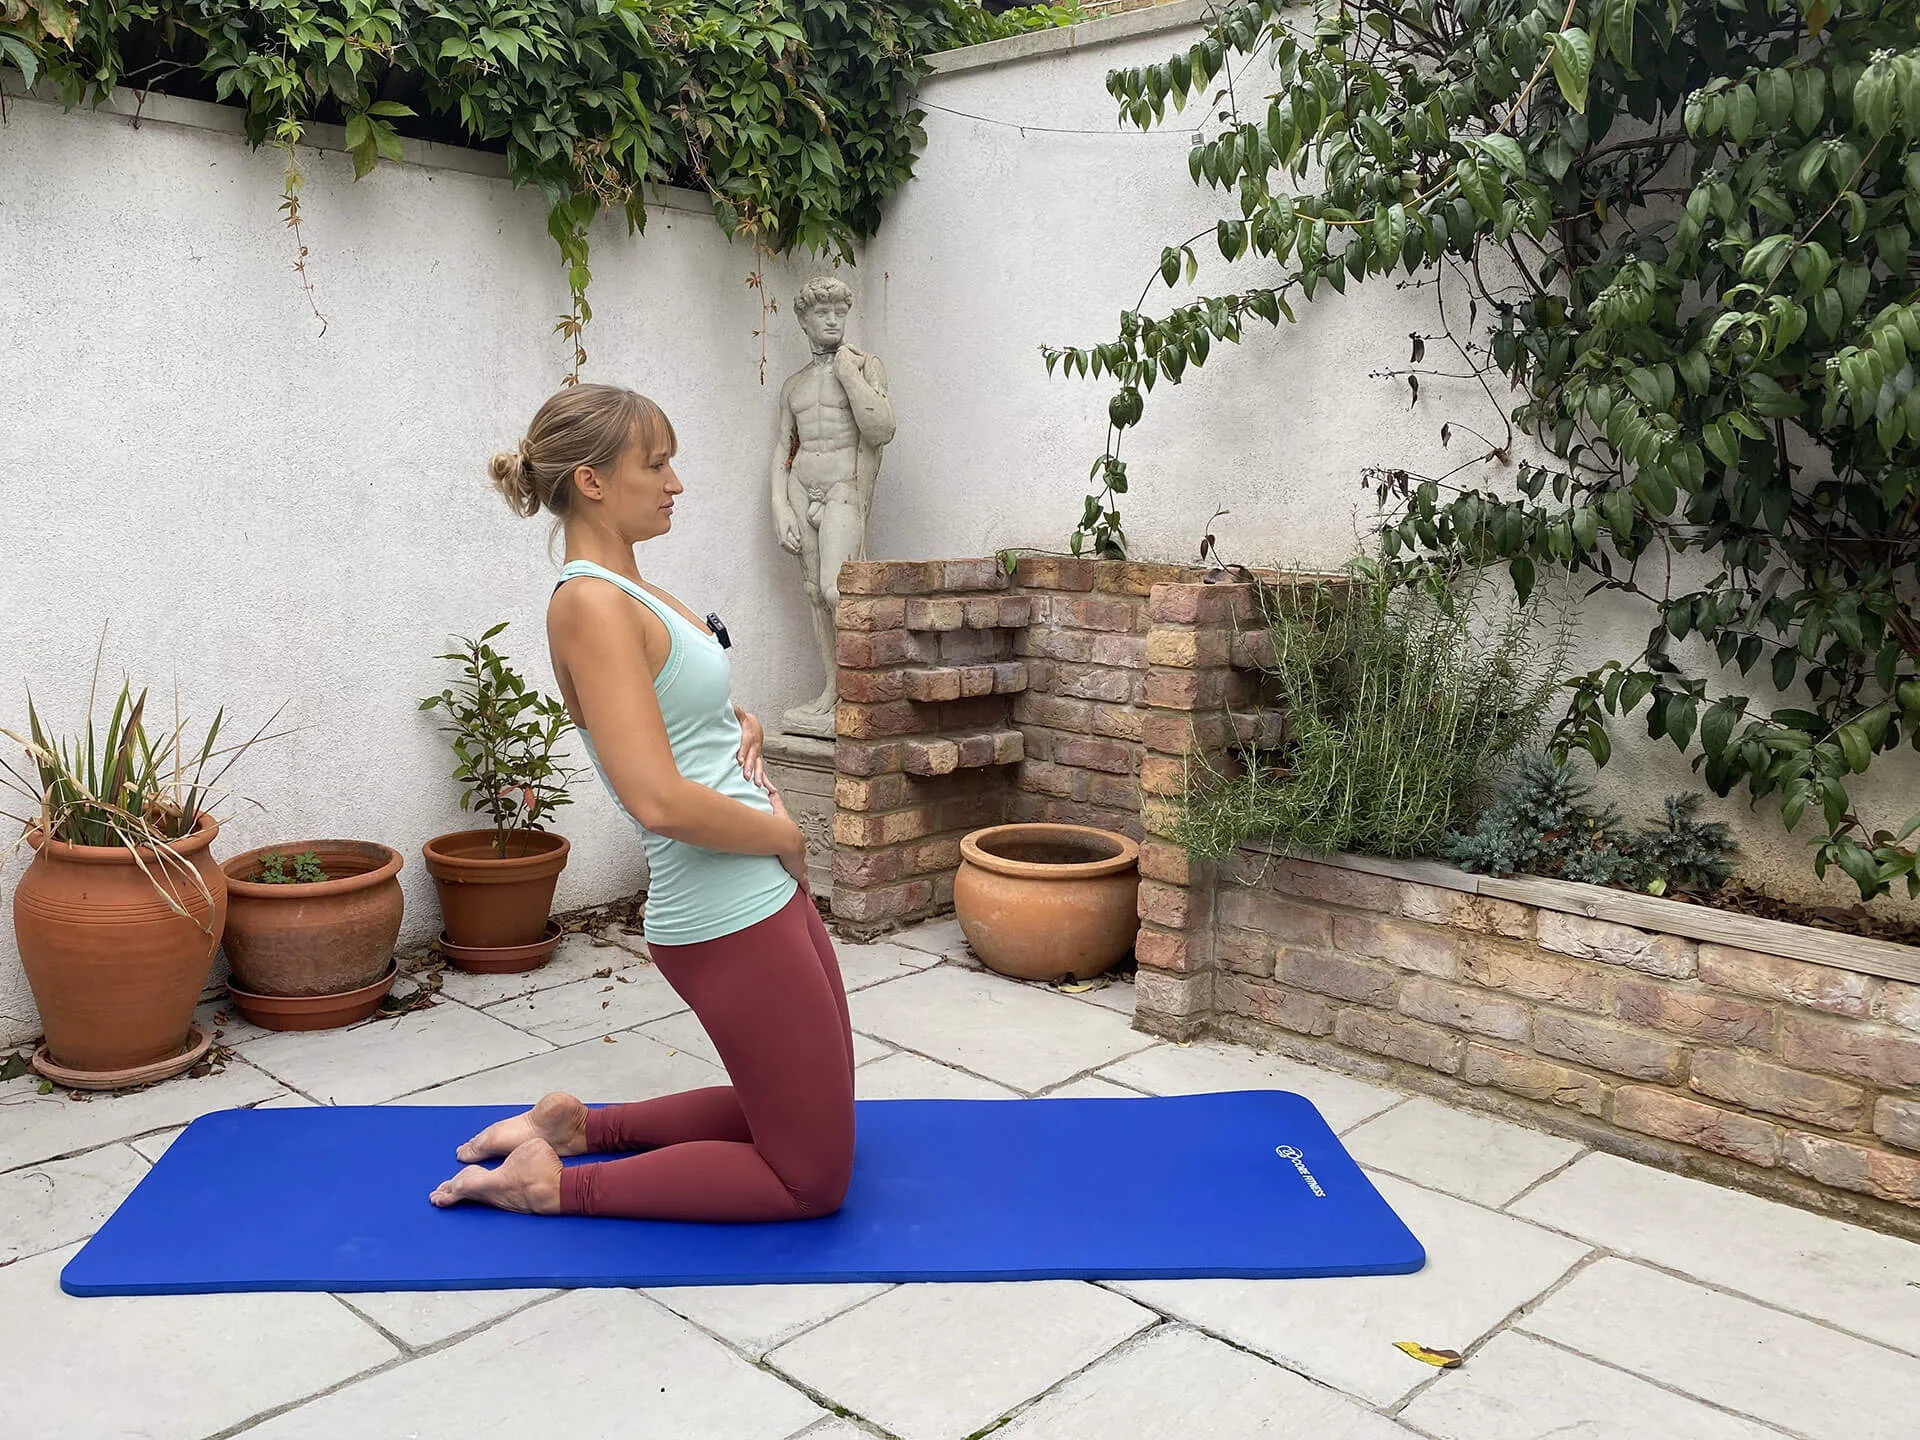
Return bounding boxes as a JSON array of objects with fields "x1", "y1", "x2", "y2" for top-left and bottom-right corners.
[{"x1": 63, "y1": 1091, "x2": 1423, "y2": 1295}]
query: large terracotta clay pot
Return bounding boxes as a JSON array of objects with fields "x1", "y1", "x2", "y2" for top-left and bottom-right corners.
[
  {"x1": 955, "y1": 823, "x2": 1141, "y2": 983},
  {"x1": 221, "y1": 840, "x2": 405, "y2": 1000},
  {"x1": 421, "y1": 828, "x2": 570, "y2": 949},
  {"x1": 14, "y1": 815, "x2": 226, "y2": 1075}
]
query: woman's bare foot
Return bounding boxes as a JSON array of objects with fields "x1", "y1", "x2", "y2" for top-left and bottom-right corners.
[
  {"x1": 454, "y1": 1091, "x2": 591, "y2": 1163},
  {"x1": 429, "y1": 1138, "x2": 565, "y2": 1214}
]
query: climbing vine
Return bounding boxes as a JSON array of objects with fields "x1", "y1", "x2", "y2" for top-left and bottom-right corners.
[
  {"x1": 1044, "y1": 0, "x2": 1920, "y2": 898},
  {"x1": 1, "y1": 0, "x2": 1071, "y2": 378}
]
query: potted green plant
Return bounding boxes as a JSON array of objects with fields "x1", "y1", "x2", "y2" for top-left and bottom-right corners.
[
  {"x1": 419, "y1": 624, "x2": 582, "y2": 973},
  {"x1": 219, "y1": 841, "x2": 405, "y2": 1030},
  {"x1": 2, "y1": 664, "x2": 279, "y2": 1089}
]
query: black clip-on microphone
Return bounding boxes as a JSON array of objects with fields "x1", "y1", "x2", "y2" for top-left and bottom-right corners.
[{"x1": 706, "y1": 612, "x2": 732, "y2": 649}]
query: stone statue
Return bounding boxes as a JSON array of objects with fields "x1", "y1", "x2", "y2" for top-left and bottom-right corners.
[{"x1": 771, "y1": 275, "x2": 895, "y2": 738}]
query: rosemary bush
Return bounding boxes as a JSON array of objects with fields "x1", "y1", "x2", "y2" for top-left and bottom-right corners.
[{"x1": 1177, "y1": 566, "x2": 1566, "y2": 860}]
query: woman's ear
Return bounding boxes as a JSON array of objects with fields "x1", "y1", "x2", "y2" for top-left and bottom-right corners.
[{"x1": 572, "y1": 463, "x2": 602, "y2": 500}]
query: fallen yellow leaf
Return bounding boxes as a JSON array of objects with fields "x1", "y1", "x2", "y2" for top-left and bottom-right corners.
[{"x1": 1394, "y1": 1341, "x2": 1463, "y2": 1369}]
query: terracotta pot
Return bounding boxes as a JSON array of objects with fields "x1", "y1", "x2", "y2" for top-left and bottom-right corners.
[
  {"x1": 955, "y1": 823, "x2": 1141, "y2": 983},
  {"x1": 13, "y1": 815, "x2": 226, "y2": 1075},
  {"x1": 436, "y1": 920, "x2": 564, "y2": 975},
  {"x1": 221, "y1": 840, "x2": 405, "y2": 997},
  {"x1": 421, "y1": 829, "x2": 570, "y2": 948},
  {"x1": 225, "y1": 961, "x2": 398, "y2": 1032}
]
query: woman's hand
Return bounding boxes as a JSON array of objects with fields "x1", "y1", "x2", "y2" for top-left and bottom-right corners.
[
  {"x1": 735, "y1": 706, "x2": 768, "y2": 789},
  {"x1": 767, "y1": 785, "x2": 811, "y2": 896}
]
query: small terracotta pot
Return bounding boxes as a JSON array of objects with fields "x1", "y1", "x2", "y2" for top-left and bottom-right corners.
[
  {"x1": 13, "y1": 815, "x2": 226, "y2": 1076},
  {"x1": 222, "y1": 841, "x2": 404, "y2": 998},
  {"x1": 225, "y1": 961, "x2": 398, "y2": 1032},
  {"x1": 435, "y1": 920, "x2": 564, "y2": 975},
  {"x1": 955, "y1": 823, "x2": 1141, "y2": 983},
  {"x1": 422, "y1": 829, "x2": 570, "y2": 949}
]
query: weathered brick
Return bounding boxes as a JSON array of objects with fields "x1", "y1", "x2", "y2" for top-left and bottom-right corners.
[
  {"x1": 1134, "y1": 967, "x2": 1211, "y2": 1021},
  {"x1": 1146, "y1": 583, "x2": 1257, "y2": 625},
  {"x1": 1092, "y1": 704, "x2": 1144, "y2": 741},
  {"x1": 1278, "y1": 950, "x2": 1397, "y2": 1007},
  {"x1": 1055, "y1": 665, "x2": 1135, "y2": 703},
  {"x1": 1020, "y1": 760, "x2": 1080, "y2": 799},
  {"x1": 992, "y1": 730, "x2": 1025, "y2": 766},
  {"x1": 1461, "y1": 1044, "x2": 1608, "y2": 1115},
  {"x1": 938, "y1": 794, "x2": 1007, "y2": 834},
  {"x1": 1460, "y1": 939, "x2": 1608, "y2": 1011},
  {"x1": 837, "y1": 560, "x2": 940, "y2": 595},
  {"x1": 990, "y1": 662, "x2": 1030, "y2": 695},
  {"x1": 1782, "y1": 1015, "x2": 1920, "y2": 1088},
  {"x1": 951, "y1": 732, "x2": 998, "y2": 769},
  {"x1": 1090, "y1": 633, "x2": 1148, "y2": 670},
  {"x1": 835, "y1": 739, "x2": 906, "y2": 776},
  {"x1": 1332, "y1": 914, "x2": 1460, "y2": 979},
  {"x1": 1874, "y1": 1096, "x2": 1920, "y2": 1153},
  {"x1": 1052, "y1": 736, "x2": 1137, "y2": 775},
  {"x1": 836, "y1": 667, "x2": 907, "y2": 704},
  {"x1": 1014, "y1": 693, "x2": 1097, "y2": 731},
  {"x1": 1533, "y1": 1013, "x2": 1687, "y2": 1083},
  {"x1": 1334, "y1": 1009, "x2": 1466, "y2": 1074},
  {"x1": 1397, "y1": 976, "x2": 1532, "y2": 1041},
  {"x1": 835, "y1": 773, "x2": 915, "y2": 812},
  {"x1": 1612, "y1": 1088, "x2": 1781, "y2": 1167},
  {"x1": 903, "y1": 738, "x2": 960, "y2": 776},
  {"x1": 836, "y1": 701, "x2": 921, "y2": 739},
  {"x1": 832, "y1": 846, "x2": 902, "y2": 888},
  {"x1": 1783, "y1": 1132, "x2": 1920, "y2": 1204},
  {"x1": 1276, "y1": 860, "x2": 1399, "y2": 913},
  {"x1": 1140, "y1": 797, "x2": 1187, "y2": 839},
  {"x1": 1537, "y1": 912, "x2": 1698, "y2": 979},
  {"x1": 1216, "y1": 926, "x2": 1276, "y2": 978},
  {"x1": 836, "y1": 596, "x2": 907, "y2": 632},
  {"x1": 833, "y1": 807, "x2": 939, "y2": 848},
  {"x1": 902, "y1": 667, "x2": 963, "y2": 703},
  {"x1": 961, "y1": 596, "x2": 1002, "y2": 629},
  {"x1": 1135, "y1": 926, "x2": 1200, "y2": 974},
  {"x1": 837, "y1": 628, "x2": 937, "y2": 668},
  {"x1": 939, "y1": 628, "x2": 1009, "y2": 664},
  {"x1": 1396, "y1": 884, "x2": 1535, "y2": 939},
  {"x1": 832, "y1": 879, "x2": 934, "y2": 923},
  {"x1": 1879, "y1": 981, "x2": 1920, "y2": 1032},
  {"x1": 1222, "y1": 976, "x2": 1337, "y2": 1036},
  {"x1": 1094, "y1": 561, "x2": 1186, "y2": 597},
  {"x1": 1615, "y1": 981, "x2": 1774, "y2": 1048},
  {"x1": 937, "y1": 697, "x2": 1007, "y2": 731},
  {"x1": 904, "y1": 597, "x2": 964, "y2": 631},
  {"x1": 1137, "y1": 880, "x2": 1193, "y2": 931},
  {"x1": 998, "y1": 597, "x2": 1034, "y2": 628},
  {"x1": 1216, "y1": 889, "x2": 1331, "y2": 947},
  {"x1": 1085, "y1": 772, "x2": 1142, "y2": 811},
  {"x1": 1136, "y1": 747, "x2": 1185, "y2": 796},
  {"x1": 942, "y1": 557, "x2": 1007, "y2": 592},
  {"x1": 1146, "y1": 628, "x2": 1232, "y2": 669},
  {"x1": 932, "y1": 870, "x2": 957, "y2": 909},
  {"x1": 1229, "y1": 629, "x2": 1278, "y2": 670},
  {"x1": 1144, "y1": 668, "x2": 1236, "y2": 711},
  {"x1": 1689, "y1": 1050, "x2": 1867, "y2": 1130},
  {"x1": 1138, "y1": 839, "x2": 1191, "y2": 887},
  {"x1": 1140, "y1": 710, "x2": 1229, "y2": 755},
  {"x1": 1045, "y1": 595, "x2": 1136, "y2": 633},
  {"x1": 1015, "y1": 556, "x2": 1097, "y2": 591},
  {"x1": 1699, "y1": 944, "x2": 1876, "y2": 1018},
  {"x1": 900, "y1": 837, "x2": 962, "y2": 876}
]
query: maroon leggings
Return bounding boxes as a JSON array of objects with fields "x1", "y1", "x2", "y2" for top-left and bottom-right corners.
[{"x1": 556, "y1": 890, "x2": 856, "y2": 1222}]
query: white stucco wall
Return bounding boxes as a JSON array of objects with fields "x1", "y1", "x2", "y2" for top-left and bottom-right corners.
[{"x1": 0, "y1": 6, "x2": 1908, "y2": 1043}]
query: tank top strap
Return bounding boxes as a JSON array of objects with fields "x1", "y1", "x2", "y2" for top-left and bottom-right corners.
[{"x1": 554, "y1": 559, "x2": 685, "y2": 694}]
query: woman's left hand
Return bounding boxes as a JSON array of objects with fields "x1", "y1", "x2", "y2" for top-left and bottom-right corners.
[{"x1": 735, "y1": 707, "x2": 768, "y2": 789}]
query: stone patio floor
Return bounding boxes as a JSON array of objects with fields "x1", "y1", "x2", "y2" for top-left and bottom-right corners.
[{"x1": 3, "y1": 915, "x2": 1918, "y2": 1439}]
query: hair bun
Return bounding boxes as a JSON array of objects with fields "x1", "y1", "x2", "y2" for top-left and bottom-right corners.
[{"x1": 489, "y1": 445, "x2": 540, "y2": 517}]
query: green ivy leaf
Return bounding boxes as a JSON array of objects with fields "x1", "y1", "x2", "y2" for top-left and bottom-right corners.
[{"x1": 1549, "y1": 29, "x2": 1593, "y2": 114}]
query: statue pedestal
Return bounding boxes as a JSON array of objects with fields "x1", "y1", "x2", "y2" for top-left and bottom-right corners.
[{"x1": 765, "y1": 732, "x2": 835, "y2": 899}]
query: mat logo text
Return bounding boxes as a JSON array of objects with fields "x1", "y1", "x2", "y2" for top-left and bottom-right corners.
[{"x1": 1274, "y1": 1145, "x2": 1326, "y2": 1197}]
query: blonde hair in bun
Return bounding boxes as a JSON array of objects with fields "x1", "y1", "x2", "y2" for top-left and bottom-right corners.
[{"x1": 489, "y1": 385, "x2": 677, "y2": 521}]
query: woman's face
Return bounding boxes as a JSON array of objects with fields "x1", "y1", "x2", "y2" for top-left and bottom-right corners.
[{"x1": 584, "y1": 425, "x2": 681, "y2": 542}]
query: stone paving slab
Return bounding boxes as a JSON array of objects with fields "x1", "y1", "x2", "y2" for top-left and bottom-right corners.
[
  {"x1": 0, "y1": 1244, "x2": 397, "y2": 1440},
  {"x1": 1523, "y1": 1257, "x2": 1920, "y2": 1440},
  {"x1": 0, "y1": 1062, "x2": 285, "y2": 1172},
  {"x1": 648, "y1": 1281, "x2": 893, "y2": 1358},
  {"x1": 832, "y1": 939, "x2": 944, "y2": 991},
  {"x1": 1040, "y1": 1076, "x2": 1141, "y2": 1099},
  {"x1": 0, "y1": 1143, "x2": 149, "y2": 1264},
  {"x1": 1401, "y1": 1330, "x2": 1781, "y2": 1440},
  {"x1": 238, "y1": 1001, "x2": 550, "y2": 1105},
  {"x1": 1097, "y1": 1039, "x2": 1404, "y2": 1133},
  {"x1": 847, "y1": 966, "x2": 1156, "y2": 1093},
  {"x1": 392, "y1": 1029, "x2": 723, "y2": 1106},
  {"x1": 642, "y1": 1009, "x2": 890, "y2": 1071},
  {"x1": 853, "y1": 1049, "x2": 1020, "y2": 1100},
  {"x1": 237, "y1": 1289, "x2": 823, "y2": 1440},
  {"x1": 481, "y1": 966, "x2": 688, "y2": 1044},
  {"x1": 338, "y1": 1286, "x2": 559, "y2": 1350},
  {"x1": 1342, "y1": 1097, "x2": 1585, "y2": 1208},
  {"x1": 1114, "y1": 1174, "x2": 1592, "y2": 1405},
  {"x1": 767, "y1": 1280, "x2": 1156, "y2": 1440},
  {"x1": 435, "y1": 932, "x2": 649, "y2": 1008},
  {"x1": 1511, "y1": 1151, "x2": 1920, "y2": 1355},
  {"x1": 886, "y1": 916, "x2": 972, "y2": 960},
  {"x1": 997, "y1": 1323, "x2": 1412, "y2": 1439}
]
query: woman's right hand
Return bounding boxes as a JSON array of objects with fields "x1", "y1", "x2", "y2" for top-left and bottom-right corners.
[{"x1": 767, "y1": 785, "x2": 811, "y2": 895}]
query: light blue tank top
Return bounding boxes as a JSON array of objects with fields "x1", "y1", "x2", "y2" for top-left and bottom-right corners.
[{"x1": 555, "y1": 559, "x2": 797, "y2": 947}]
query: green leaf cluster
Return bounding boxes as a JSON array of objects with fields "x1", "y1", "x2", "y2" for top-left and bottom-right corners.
[{"x1": 1051, "y1": 0, "x2": 1920, "y2": 897}]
